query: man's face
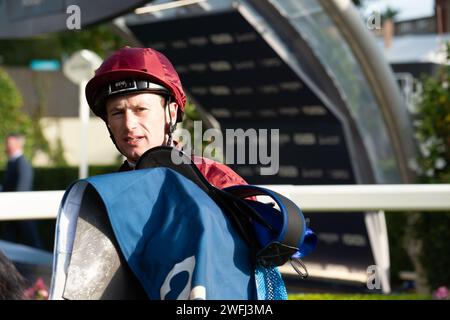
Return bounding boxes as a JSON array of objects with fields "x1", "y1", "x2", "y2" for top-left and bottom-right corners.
[
  {"x1": 106, "y1": 92, "x2": 178, "y2": 163},
  {"x1": 5, "y1": 136, "x2": 21, "y2": 157}
]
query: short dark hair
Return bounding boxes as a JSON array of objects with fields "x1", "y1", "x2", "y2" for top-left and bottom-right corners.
[
  {"x1": 0, "y1": 250, "x2": 26, "y2": 300},
  {"x1": 6, "y1": 133, "x2": 24, "y2": 139},
  {"x1": 5, "y1": 133, "x2": 25, "y2": 146}
]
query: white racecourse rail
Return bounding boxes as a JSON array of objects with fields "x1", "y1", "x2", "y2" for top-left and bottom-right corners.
[{"x1": 1, "y1": 184, "x2": 450, "y2": 221}]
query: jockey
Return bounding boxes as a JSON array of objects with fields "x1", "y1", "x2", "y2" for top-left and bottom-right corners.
[
  {"x1": 85, "y1": 46, "x2": 247, "y2": 189},
  {"x1": 50, "y1": 46, "x2": 315, "y2": 300}
]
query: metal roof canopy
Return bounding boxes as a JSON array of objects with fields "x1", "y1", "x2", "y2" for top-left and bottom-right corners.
[
  {"x1": 123, "y1": 0, "x2": 406, "y2": 292},
  {"x1": 0, "y1": 0, "x2": 147, "y2": 39},
  {"x1": 125, "y1": 0, "x2": 415, "y2": 186},
  {"x1": 127, "y1": 5, "x2": 360, "y2": 186}
]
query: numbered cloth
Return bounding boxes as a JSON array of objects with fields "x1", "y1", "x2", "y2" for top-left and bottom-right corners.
[{"x1": 51, "y1": 167, "x2": 259, "y2": 299}]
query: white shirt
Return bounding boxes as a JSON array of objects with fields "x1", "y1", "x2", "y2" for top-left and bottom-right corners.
[{"x1": 8, "y1": 151, "x2": 23, "y2": 162}]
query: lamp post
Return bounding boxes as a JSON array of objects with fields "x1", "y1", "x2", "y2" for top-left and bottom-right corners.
[{"x1": 63, "y1": 50, "x2": 102, "y2": 179}]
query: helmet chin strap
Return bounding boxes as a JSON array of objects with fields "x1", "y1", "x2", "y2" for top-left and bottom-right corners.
[
  {"x1": 165, "y1": 96, "x2": 177, "y2": 147},
  {"x1": 106, "y1": 125, "x2": 123, "y2": 157}
]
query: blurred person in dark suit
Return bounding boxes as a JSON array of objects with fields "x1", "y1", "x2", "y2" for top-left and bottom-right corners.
[{"x1": 1, "y1": 133, "x2": 43, "y2": 249}]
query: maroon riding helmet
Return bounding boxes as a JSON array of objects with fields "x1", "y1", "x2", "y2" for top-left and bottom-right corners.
[{"x1": 85, "y1": 47, "x2": 186, "y2": 122}]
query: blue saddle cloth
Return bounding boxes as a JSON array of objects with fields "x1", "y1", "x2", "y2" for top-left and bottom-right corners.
[{"x1": 81, "y1": 167, "x2": 262, "y2": 299}]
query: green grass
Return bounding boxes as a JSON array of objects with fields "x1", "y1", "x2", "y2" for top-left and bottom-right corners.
[{"x1": 289, "y1": 293, "x2": 432, "y2": 300}]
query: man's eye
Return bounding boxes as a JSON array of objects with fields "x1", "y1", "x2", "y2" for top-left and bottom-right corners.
[
  {"x1": 137, "y1": 107, "x2": 149, "y2": 112},
  {"x1": 109, "y1": 110, "x2": 123, "y2": 117}
]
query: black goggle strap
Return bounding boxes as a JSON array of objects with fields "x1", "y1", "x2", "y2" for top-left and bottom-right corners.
[{"x1": 95, "y1": 79, "x2": 170, "y2": 118}]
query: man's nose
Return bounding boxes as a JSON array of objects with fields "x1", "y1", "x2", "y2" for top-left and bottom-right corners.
[{"x1": 124, "y1": 110, "x2": 138, "y2": 129}]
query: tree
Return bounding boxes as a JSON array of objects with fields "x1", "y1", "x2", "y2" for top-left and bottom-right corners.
[
  {"x1": 381, "y1": 7, "x2": 399, "y2": 21},
  {"x1": 412, "y1": 42, "x2": 450, "y2": 292},
  {"x1": 0, "y1": 23, "x2": 128, "y2": 167},
  {"x1": 0, "y1": 24, "x2": 128, "y2": 66},
  {"x1": 56, "y1": 24, "x2": 128, "y2": 58}
]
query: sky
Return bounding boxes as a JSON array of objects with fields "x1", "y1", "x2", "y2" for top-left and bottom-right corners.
[{"x1": 362, "y1": 0, "x2": 435, "y2": 21}]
